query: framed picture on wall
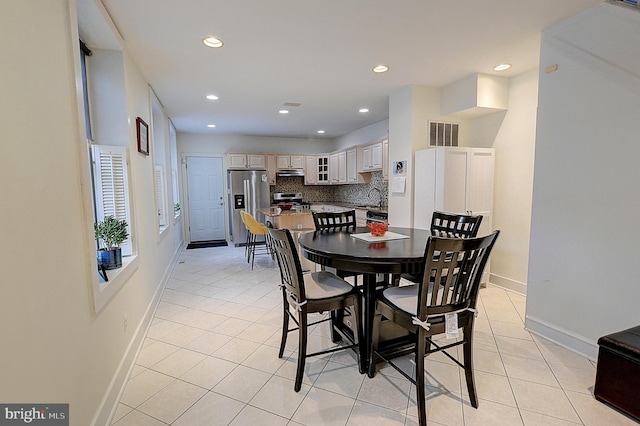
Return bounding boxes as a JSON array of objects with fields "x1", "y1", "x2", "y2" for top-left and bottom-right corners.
[{"x1": 136, "y1": 117, "x2": 149, "y2": 156}]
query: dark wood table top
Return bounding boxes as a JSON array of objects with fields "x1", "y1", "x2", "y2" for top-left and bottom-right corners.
[{"x1": 298, "y1": 226, "x2": 430, "y2": 275}]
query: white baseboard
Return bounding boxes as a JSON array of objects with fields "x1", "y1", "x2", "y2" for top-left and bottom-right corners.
[
  {"x1": 488, "y1": 273, "x2": 527, "y2": 295},
  {"x1": 526, "y1": 314, "x2": 598, "y2": 361},
  {"x1": 92, "y1": 245, "x2": 183, "y2": 426}
]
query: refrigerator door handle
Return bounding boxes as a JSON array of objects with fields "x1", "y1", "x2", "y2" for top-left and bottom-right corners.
[{"x1": 243, "y1": 179, "x2": 250, "y2": 212}]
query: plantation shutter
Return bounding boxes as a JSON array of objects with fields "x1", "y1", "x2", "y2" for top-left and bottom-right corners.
[
  {"x1": 155, "y1": 165, "x2": 167, "y2": 227},
  {"x1": 91, "y1": 145, "x2": 132, "y2": 256}
]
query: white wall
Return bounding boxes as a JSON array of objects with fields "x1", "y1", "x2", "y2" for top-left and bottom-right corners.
[
  {"x1": 178, "y1": 133, "x2": 334, "y2": 156},
  {"x1": 0, "y1": 1, "x2": 183, "y2": 424},
  {"x1": 469, "y1": 69, "x2": 538, "y2": 293},
  {"x1": 332, "y1": 119, "x2": 389, "y2": 151},
  {"x1": 527, "y1": 3, "x2": 640, "y2": 359}
]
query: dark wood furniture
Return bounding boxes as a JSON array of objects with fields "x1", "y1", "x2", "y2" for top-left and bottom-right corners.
[
  {"x1": 369, "y1": 232, "x2": 499, "y2": 426},
  {"x1": 594, "y1": 325, "x2": 640, "y2": 421},
  {"x1": 268, "y1": 228, "x2": 364, "y2": 390},
  {"x1": 298, "y1": 226, "x2": 431, "y2": 372},
  {"x1": 395, "y1": 211, "x2": 483, "y2": 285}
]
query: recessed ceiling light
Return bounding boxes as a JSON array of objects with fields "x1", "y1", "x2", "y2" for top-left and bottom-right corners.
[
  {"x1": 206, "y1": 94, "x2": 219, "y2": 100},
  {"x1": 207, "y1": 124, "x2": 216, "y2": 128},
  {"x1": 202, "y1": 37, "x2": 224, "y2": 48},
  {"x1": 317, "y1": 130, "x2": 325, "y2": 134},
  {"x1": 359, "y1": 108, "x2": 370, "y2": 113},
  {"x1": 493, "y1": 63, "x2": 511, "y2": 71},
  {"x1": 279, "y1": 109, "x2": 289, "y2": 114},
  {"x1": 372, "y1": 64, "x2": 389, "y2": 73}
]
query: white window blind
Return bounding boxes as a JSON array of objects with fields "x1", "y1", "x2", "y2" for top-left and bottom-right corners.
[
  {"x1": 155, "y1": 165, "x2": 167, "y2": 228},
  {"x1": 91, "y1": 145, "x2": 132, "y2": 255}
]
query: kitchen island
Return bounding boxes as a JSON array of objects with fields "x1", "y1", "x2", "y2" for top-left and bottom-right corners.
[{"x1": 259, "y1": 208, "x2": 315, "y2": 231}]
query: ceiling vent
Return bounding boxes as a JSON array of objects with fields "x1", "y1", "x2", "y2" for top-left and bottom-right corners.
[{"x1": 428, "y1": 121, "x2": 459, "y2": 147}]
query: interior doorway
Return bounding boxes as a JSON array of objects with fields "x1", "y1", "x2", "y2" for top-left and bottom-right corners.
[{"x1": 185, "y1": 156, "x2": 226, "y2": 242}]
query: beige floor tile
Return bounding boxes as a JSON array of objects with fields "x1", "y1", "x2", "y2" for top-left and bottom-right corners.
[
  {"x1": 153, "y1": 301, "x2": 188, "y2": 321},
  {"x1": 501, "y1": 354, "x2": 559, "y2": 387},
  {"x1": 242, "y1": 343, "x2": 290, "y2": 374},
  {"x1": 110, "y1": 403, "x2": 132, "y2": 424},
  {"x1": 495, "y1": 335, "x2": 545, "y2": 361},
  {"x1": 520, "y1": 409, "x2": 583, "y2": 426},
  {"x1": 180, "y1": 355, "x2": 237, "y2": 389},
  {"x1": 485, "y1": 307, "x2": 524, "y2": 325},
  {"x1": 275, "y1": 354, "x2": 328, "y2": 387},
  {"x1": 135, "y1": 339, "x2": 180, "y2": 368},
  {"x1": 472, "y1": 347, "x2": 506, "y2": 376},
  {"x1": 490, "y1": 320, "x2": 534, "y2": 341},
  {"x1": 407, "y1": 386, "x2": 464, "y2": 426},
  {"x1": 185, "y1": 330, "x2": 233, "y2": 355},
  {"x1": 172, "y1": 391, "x2": 245, "y2": 426},
  {"x1": 533, "y1": 336, "x2": 595, "y2": 370},
  {"x1": 357, "y1": 372, "x2": 411, "y2": 412},
  {"x1": 146, "y1": 319, "x2": 183, "y2": 340},
  {"x1": 250, "y1": 375, "x2": 310, "y2": 418},
  {"x1": 462, "y1": 399, "x2": 523, "y2": 426},
  {"x1": 119, "y1": 369, "x2": 174, "y2": 408},
  {"x1": 111, "y1": 409, "x2": 166, "y2": 425},
  {"x1": 212, "y1": 337, "x2": 261, "y2": 363},
  {"x1": 564, "y1": 390, "x2": 639, "y2": 426},
  {"x1": 236, "y1": 321, "x2": 280, "y2": 344},
  {"x1": 229, "y1": 405, "x2": 289, "y2": 426},
  {"x1": 313, "y1": 361, "x2": 365, "y2": 398},
  {"x1": 137, "y1": 379, "x2": 207, "y2": 424},
  {"x1": 346, "y1": 400, "x2": 407, "y2": 426},
  {"x1": 155, "y1": 324, "x2": 207, "y2": 347},
  {"x1": 423, "y1": 358, "x2": 462, "y2": 394},
  {"x1": 212, "y1": 317, "x2": 254, "y2": 336},
  {"x1": 292, "y1": 386, "x2": 356, "y2": 426},
  {"x1": 510, "y1": 378, "x2": 581, "y2": 423},
  {"x1": 461, "y1": 370, "x2": 517, "y2": 407},
  {"x1": 212, "y1": 364, "x2": 273, "y2": 403},
  {"x1": 149, "y1": 347, "x2": 206, "y2": 378},
  {"x1": 548, "y1": 363, "x2": 596, "y2": 395}
]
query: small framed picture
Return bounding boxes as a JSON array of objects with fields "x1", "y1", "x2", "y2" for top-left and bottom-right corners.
[
  {"x1": 393, "y1": 160, "x2": 406, "y2": 176},
  {"x1": 136, "y1": 117, "x2": 149, "y2": 156}
]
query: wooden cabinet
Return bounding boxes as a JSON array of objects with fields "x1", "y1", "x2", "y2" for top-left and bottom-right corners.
[
  {"x1": 330, "y1": 151, "x2": 346, "y2": 184},
  {"x1": 347, "y1": 148, "x2": 367, "y2": 184},
  {"x1": 267, "y1": 154, "x2": 277, "y2": 185},
  {"x1": 305, "y1": 155, "x2": 330, "y2": 185},
  {"x1": 277, "y1": 155, "x2": 304, "y2": 169},
  {"x1": 227, "y1": 153, "x2": 266, "y2": 169},
  {"x1": 382, "y1": 139, "x2": 389, "y2": 181},
  {"x1": 414, "y1": 147, "x2": 495, "y2": 282},
  {"x1": 359, "y1": 141, "x2": 383, "y2": 172}
]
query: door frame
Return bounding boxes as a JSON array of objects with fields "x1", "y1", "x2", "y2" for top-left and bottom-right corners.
[{"x1": 180, "y1": 153, "x2": 229, "y2": 244}]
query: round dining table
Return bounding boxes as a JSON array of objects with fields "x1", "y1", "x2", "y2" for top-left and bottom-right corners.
[{"x1": 297, "y1": 226, "x2": 431, "y2": 373}]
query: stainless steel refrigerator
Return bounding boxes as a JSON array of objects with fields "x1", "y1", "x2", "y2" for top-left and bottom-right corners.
[{"x1": 228, "y1": 169, "x2": 270, "y2": 246}]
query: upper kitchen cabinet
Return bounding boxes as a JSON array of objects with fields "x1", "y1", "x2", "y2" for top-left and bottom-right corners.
[
  {"x1": 267, "y1": 154, "x2": 277, "y2": 185},
  {"x1": 305, "y1": 155, "x2": 329, "y2": 185},
  {"x1": 347, "y1": 148, "x2": 368, "y2": 184},
  {"x1": 227, "y1": 153, "x2": 266, "y2": 169},
  {"x1": 359, "y1": 140, "x2": 384, "y2": 172},
  {"x1": 382, "y1": 139, "x2": 389, "y2": 181},
  {"x1": 276, "y1": 154, "x2": 304, "y2": 169},
  {"x1": 330, "y1": 151, "x2": 346, "y2": 184}
]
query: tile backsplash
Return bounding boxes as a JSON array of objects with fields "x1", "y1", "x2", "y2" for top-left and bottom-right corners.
[{"x1": 270, "y1": 172, "x2": 388, "y2": 207}]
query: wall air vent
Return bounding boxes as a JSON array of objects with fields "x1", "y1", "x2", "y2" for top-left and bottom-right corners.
[{"x1": 428, "y1": 121, "x2": 459, "y2": 147}]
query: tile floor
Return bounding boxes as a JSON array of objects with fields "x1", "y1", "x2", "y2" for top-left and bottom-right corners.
[{"x1": 111, "y1": 245, "x2": 637, "y2": 426}]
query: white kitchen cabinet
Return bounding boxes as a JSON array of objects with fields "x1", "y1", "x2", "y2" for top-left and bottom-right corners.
[
  {"x1": 267, "y1": 154, "x2": 277, "y2": 185},
  {"x1": 359, "y1": 141, "x2": 383, "y2": 172},
  {"x1": 414, "y1": 147, "x2": 494, "y2": 282},
  {"x1": 276, "y1": 154, "x2": 304, "y2": 169},
  {"x1": 227, "y1": 153, "x2": 265, "y2": 169},
  {"x1": 382, "y1": 139, "x2": 389, "y2": 181},
  {"x1": 316, "y1": 155, "x2": 329, "y2": 184},
  {"x1": 305, "y1": 156, "x2": 316, "y2": 185},
  {"x1": 347, "y1": 148, "x2": 368, "y2": 184},
  {"x1": 330, "y1": 151, "x2": 347, "y2": 184}
]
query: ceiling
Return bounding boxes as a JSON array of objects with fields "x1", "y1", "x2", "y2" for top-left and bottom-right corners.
[{"x1": 78, "y1": 0, "x2": 603, "y2": 140}]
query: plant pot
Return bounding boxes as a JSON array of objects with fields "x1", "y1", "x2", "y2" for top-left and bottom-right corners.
[{"x1": 97, "y1": 248, "x2": 122, "y2": 270}]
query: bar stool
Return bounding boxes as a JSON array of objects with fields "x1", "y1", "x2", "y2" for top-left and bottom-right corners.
[{"x1": 242, "y1": 211, "x2": 272, "y2": 269}]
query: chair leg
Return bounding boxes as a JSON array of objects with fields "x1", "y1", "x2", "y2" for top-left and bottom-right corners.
[
  {"x1": 330, "y1": 310, "x2": 343, "y2": 343},
  {"x1": 367, "y1": 311, "x2": 382, "y2": 378},
  {"x1": 415, "y1": 330, "x2": 428, "y2": 426},
  {"x1": 351, "y1": 295, "x2": 366, "y2": 375},
  {"x1": 250, "y1": 234, "x2": 256, "y2": 270},
  {"x1": 279, "y1": 294, "x2": 289, "y2": 358},
  {"x1": 463, "y1": 325, "x2": 479, "y2": 408},
  {"x1": 295, "y1": 310, "x2": 308, "y2": 392}
]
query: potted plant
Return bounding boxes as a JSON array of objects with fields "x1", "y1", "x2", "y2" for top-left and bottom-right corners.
[{"x1": 95, "y1": 215, "x2": 129, "y2": 270}]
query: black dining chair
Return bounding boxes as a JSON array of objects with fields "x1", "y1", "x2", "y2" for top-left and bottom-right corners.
[
  {"x1": 368, "y1": 230, "x2": 499, "y2": 426},
  {"x1": 268, "y1": 227, "x2": 365, "y2": 391},
  {"x1": 393, "y1": 211, "x2": 483, "y2": 285},
  {"x1": 312, "y1": 210, "x2": 360, "y2": 285}
]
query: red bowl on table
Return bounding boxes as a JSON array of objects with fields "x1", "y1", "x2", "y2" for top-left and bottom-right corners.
[
  {"x1": 367, "y1": 222, "x2": 388, "y2": 237},
  {"x1": 278, "y1": 203, "x2": 293, "y2": 210}
]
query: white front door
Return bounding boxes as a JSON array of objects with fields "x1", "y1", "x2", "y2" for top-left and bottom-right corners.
[{"x1": 186, "y1": 156, "x2": 226, "y2": 242}]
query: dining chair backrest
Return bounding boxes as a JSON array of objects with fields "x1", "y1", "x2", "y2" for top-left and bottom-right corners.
[
  {"x1": 312, "y1": 210, "x2": 357, "y2": 232},
  {"x1": 430, "y1": 211, "x2": 483, "y2": 238},
  {"x1": 268, "y1": 228, "x2": 306, "y2": 304},
  {"x1": 417, "y1": 230, "x2": 499, "y2": 321}
]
